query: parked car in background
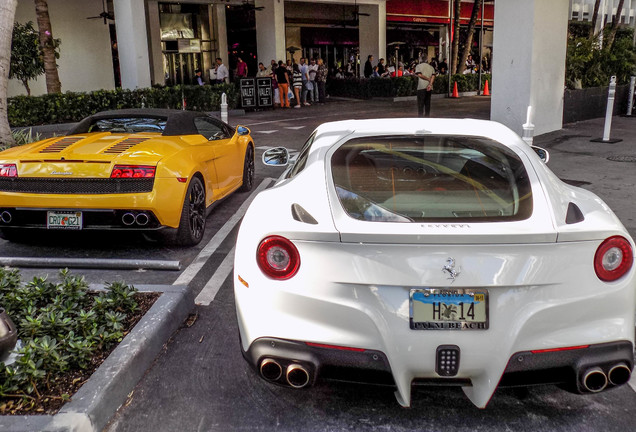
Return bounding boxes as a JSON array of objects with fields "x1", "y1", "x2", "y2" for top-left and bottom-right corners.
[
  {"x1": 0, "y1": 109, "x2": 255, "y2": 245},
  {"x1": 234, "y1": 118, "x2": 634, "y2": 408}
]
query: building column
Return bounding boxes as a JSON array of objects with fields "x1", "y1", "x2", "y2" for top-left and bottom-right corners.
[
  {"x1": 146, "y1": 1, "x2": 164, "y2": 86},
  {"x1": 255, "y1": 0, "x2": 286, "y2": 64},
  {"x1": 113, "y1": 0, "x2": 151, "y2": 89},
  {"x1": 490, "y1": 0, "x2": 569, "y2": 135},
  {"x1": 358, "y1": 2, "x2": 386, "y2": 78},
  {"x1": 213, "y1": 4, "x2": 229, "y2": 67}
]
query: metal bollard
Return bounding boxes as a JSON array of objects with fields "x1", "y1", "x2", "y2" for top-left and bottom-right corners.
[
  {"x1": 627, "y1": 76, "x2": 635, "y2": 116},
  {"x1": 521, "y1": 105, "x2": 534, "y2": 146},
  {"x1": 221, "y1": 92, "x2": 228, "y2": 124},
  {"x1": 591, "y1": 76, "x2": 622, "y2": 143}
]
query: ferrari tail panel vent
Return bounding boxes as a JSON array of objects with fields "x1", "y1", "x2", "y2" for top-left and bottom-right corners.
[
  {"x1": 39, "y1": 137, "x2": 85, "y2": 153},
  {"x1": 291, "y1": 203, "x2": 318, "y2": 225},
  {"x1": 103, "y1": 137, "x2": 149, "y2": 154},
  {"x1": 566, "y1": 202, "x2": 585, "y2": 224}
]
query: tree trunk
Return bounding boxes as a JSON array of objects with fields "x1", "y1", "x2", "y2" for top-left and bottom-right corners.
[
  {"x1": 604, "y1": 0, "x2": 625, "y2": 51},
  {"x1": 34, "y1": 0, "x2": 61, "y2": 94},
  {"x1": 589, "y1": 0, "x2": 601, "y2": 37},
  {"x1": 458, "y1": 0, "x2": 482, "y2": 74},
  {"x1": 451, "y1": 0, "x2": 461, "y2": 74},
  {"x1": 0, "y1": 0, "x2": 18, "y2": 147}
]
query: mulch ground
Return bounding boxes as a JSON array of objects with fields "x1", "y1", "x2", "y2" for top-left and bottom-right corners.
[{"x1": 0, "y1": 291, "x2": 160, "y2": 416}]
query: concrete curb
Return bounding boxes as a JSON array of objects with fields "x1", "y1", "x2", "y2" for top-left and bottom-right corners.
[{"x1": 0, "y1": 284, "x2": 194, "y2": 432}]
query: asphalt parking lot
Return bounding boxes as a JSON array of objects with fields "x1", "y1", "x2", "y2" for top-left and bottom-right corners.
[{"x1": 2, "y1": 96, "x2": 635, "y2": 431}]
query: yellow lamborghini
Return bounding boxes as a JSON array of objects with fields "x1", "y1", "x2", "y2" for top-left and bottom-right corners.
[{"x1": 0, "y1": 109, "x2": 255, "y2": 246}]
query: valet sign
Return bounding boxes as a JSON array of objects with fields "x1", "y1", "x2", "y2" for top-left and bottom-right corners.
[{"x1": 240, "y1": 78, "x2": 256, "y2": 108}]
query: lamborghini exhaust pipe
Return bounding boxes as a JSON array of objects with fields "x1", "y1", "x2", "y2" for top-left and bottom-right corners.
[
  {"x1": 259, "y1": 358, "x2": 283, "y2": 381},
  {"x1": 0, "y1": 211, "x2": 11, "y2": 224},
  {"x1": 582, "y1": 367, "x2": 608, "y2": 392},
  {"x1": 286, "y1": 364, "x2": 310, "y2": 388},
  {"x1": 608, "y1": 363, "x2": 631, "y2": 386},
  {"x1": 122, "y1": 213, "x2": 135, "y2": 226},
  {"x1": 135, "y1": 212, "x2": 149, "y2": 226}
]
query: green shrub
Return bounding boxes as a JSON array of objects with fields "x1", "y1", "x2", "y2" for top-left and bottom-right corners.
[
  {"x1": 8, "y1": 84, "x2": 240, "y2": 128},
  {"x1": 0, "y1": 269, "x2": 140, "y2": 407},
  {"x1": 327, "y1": 73, "x2": 492, "y2": 99}
]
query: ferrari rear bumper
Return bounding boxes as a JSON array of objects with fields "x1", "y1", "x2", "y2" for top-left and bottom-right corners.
[{"x1": 243, "y1": 337, "x2": 633, "y2": 399}]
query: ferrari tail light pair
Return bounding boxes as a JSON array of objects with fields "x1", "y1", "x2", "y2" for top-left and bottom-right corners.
[
  {"x1": 594, "y1": 236, "x2": 633, "y2": 282},
  {"x1": 257, "y1": 236, "x2": 300, "y2": 279},
  {"x1": 0, "y1": 164, "x2": 17, "y2": 178},
  {"x1": 110, "y1": 165, "x2": 156, "y2": 178}
]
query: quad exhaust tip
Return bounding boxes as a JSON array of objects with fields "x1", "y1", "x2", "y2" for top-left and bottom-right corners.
[
  {"x1": 122, "y1": 212, "x2": 136, "y2": 226},
  {"x1": 135, "y1": 212, "x2": 149, "y2": 226},
  {"x1": 0, "y1": 211, "x2": 11, "y2": 224},
  {"x1": 582, "y1": 367, "x2": 608, "y2": 392},
  {"x1": 608, "y1": 363, "x2": 631, "y2": 386},
  {"x1": 286, "y1": 364, "x2": 310, "y2": 388},
  {"x1": 260, "y1": 358, "x2": 282, "y2": 382}
]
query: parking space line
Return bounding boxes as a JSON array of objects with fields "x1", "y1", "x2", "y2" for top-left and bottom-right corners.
[
  {"x1": 173, "y1": 178, "x2": 273, "y2": 287},
  {"x1": 629, "y1": 370, "x2": 636, "y2": 392},
  {"x1": 194, "y1": 247, "x2": 235, "y2": 306}
]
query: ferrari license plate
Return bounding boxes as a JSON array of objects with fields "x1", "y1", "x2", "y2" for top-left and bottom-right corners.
[
  {"x1": 410, "y1": 288, "x2": 488, "y2": 330},
  {"x1": 47, "y1": 211, "x2": 82, "y2": 230}
]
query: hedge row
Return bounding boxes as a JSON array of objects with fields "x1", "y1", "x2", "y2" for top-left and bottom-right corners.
[
  {"x1": 8, "y1": 84, "x2": 239, "y2": 127},
  {"x1": 326, "y1": 73, "x2": 492, "y2": 99}
]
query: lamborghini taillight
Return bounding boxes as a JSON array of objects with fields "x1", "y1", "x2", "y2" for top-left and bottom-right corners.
[
  {"x1": 110, "y1": 165, "x2": 155, "y2": 178},
  {"x1": 0, "y1": 164, "x2": 17, "y2": 178}
]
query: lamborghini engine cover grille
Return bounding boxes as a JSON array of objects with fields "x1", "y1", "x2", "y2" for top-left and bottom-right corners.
[{"x1": 0, "y1": 178, "x2": 154, "y2": 194}]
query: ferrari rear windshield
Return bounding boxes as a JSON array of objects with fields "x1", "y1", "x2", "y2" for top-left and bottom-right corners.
[
  {"x1": 88, "y1": 117, "x2": 167, "y2": 134},
  {"x1": 331, "y1": 135, "x2": 533, "y2": 222}
]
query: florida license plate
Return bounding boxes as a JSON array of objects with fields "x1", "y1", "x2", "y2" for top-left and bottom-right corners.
[
  {"x1": 410, "y1": 288, "x2": 488, "y2": 330},
  {"x1": 47, "y1": 211, "x2": 82, "y2": 230}
]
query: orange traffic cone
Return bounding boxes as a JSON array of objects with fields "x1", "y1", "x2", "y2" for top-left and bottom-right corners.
[
  {"x1": 482, "y1": 80, "x2": 490, "y2": 96},
  {"x1": 451, "y1": 81, "x2": 459, "y2": 98}
]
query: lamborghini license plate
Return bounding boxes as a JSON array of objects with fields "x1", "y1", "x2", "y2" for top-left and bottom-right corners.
[
  {"x1": 47, "y1": 211, "x2": 82, "y2": 230},
  {"x1": 410, "y1": 288, "x2": 488, "y2": 330}
]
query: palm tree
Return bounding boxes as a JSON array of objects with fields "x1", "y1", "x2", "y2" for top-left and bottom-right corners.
[
  {"x1": 451, "y1": 0, "x2": 461, "y2": 74},
  {"x1": 604, "y1": 0, "x2": 625, "y2": 51},
  {"x1": 589, "y1": 0, "x2": 601, "y2": 37},
  {"x1": 458, "y1": 0, "x2": 483, "y2": 74},
  {"x1": 0, "y1": 0, "x2": 18, "y2": 146},
  {"x1": 34, "y1": 0, "x2": 61, "y2": 93}
]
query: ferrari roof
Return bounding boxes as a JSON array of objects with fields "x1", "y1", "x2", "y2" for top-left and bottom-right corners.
[
  {"x1": 67, "y1": 109, "x2": 220, "y2": 136},
  {"x1": 311, "y1": 118, "x2": 524, "y2": 150}
]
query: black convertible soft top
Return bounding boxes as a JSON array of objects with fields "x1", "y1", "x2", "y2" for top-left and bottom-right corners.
[{"x1": 67, "y1": 109, "x2": 227, "y2": 136}]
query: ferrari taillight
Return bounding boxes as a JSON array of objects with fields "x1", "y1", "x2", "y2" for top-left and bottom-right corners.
[
  {"x1": 594, "y1": 236, "x2": 633, "y2": 282},
  {"x1": 0, "y1": 164, "x2": 17, "y2": 178},
  {"x1": 110, "y1": 165, "x2": 156, "y2": 178},
  {"x1": 257, "y1": 235, "x2": 300, "y2": 280}
]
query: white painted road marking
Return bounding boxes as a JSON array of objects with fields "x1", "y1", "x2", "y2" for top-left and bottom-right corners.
[
  {"x1": 244, "y1": 117, "x2": 312, "y2": 126},
  {"x1": 629, "y1": 368, "x2": 636, "y2": 392},
  {"x1": 195, "y1": 247, "x2": 235, "y2": 306},
  {"x1": 173, "y1": 178, "x2": 273, "y2": 287},
  {"x1": 256, "y1": 130, "x2": 278, "y2": 134},
  {"x1": 284, "y1": 126, "x2": 306, "y2": 130}
]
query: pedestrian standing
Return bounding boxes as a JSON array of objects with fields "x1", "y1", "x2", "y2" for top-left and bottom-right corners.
[
  {"x1": 377, "y1": 58, "x2": 386, "y2": 76},
  {"x1": 275, "y1": 60, "x2": 290, "y2": 108},
  {"x1": 308, "y1": 58, "x2": 318, "y2": 103},
  {"x1": 316, "y1": 58, "x2": 328, "y2": 104},
  {"x1": 364, "y1": 55, "x2": 374, "y2": 78},
  {"x1": 215, "y1": 58, "x2": 229, "y2": 84},
  {"x1": 415, "y1": 56, "x2": 435, "y2": 117},
  {"x1": 193, "y1": 69, "x2": 204, "y2": 86},
  {"x1": 292, "y1": 63, "x2": 303, "y2": 108},
  {"x1": 299, "y1": 58, "x2": 311, "y2": 106},
  {"x1": 236, "y1": 57, "x2": 248, "y2": 78},
  {"x1": 256, "y1": 62, "x2": 269, "y2": 77}
]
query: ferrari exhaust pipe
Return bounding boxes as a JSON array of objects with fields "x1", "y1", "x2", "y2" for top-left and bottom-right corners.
[
  {"x1": 135, "y1": 212, "x2": 149, "y2": 226},
  {"x1": 259, "y1": 358, "x2": 282, "y2": 381},
  {"x1": 608, "y1": 363, "x2": 631, "y2": 386},
  {"x1": 0, "y1": 211, "x2": 11, "y2": 224},
  {"x1": 122, "y1": 213, "x2": 135, "y2": 226},
  {"x1": 582, "y1": 367, "x2": 608, "y2": 392},
  {"x1": 286, "y1": 364, "x2": 310, "y2": 388}
]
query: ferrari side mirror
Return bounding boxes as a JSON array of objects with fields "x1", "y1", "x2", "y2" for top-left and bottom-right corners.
[
  {"x1": 237, "y1": 126, "x2": 250, "y2": 136},
  {"x1": 263, "y1": 147, "x2": 289, "y2": 166},
  {"x1": 531, "y1": 146, "x2": 550, "y2": 164}
]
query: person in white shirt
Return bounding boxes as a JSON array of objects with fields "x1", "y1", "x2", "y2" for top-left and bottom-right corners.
[
  {"x1": 415, "y1": 56, "x2": 436, "y2": 117},
  {"x1": 307, "y1": 58, "x2": 318, "y2": 103},
  {"x1": 215, "y1": 58, "x2": 229, "y2": 84}
]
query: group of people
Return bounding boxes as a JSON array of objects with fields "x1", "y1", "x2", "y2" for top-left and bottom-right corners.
[
  {"x1": 256, "y1": 57, "x2": 328, "y2": 109},
  {"x1": 194, "y1": 57, "x2": 230, "y2": 86}
]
